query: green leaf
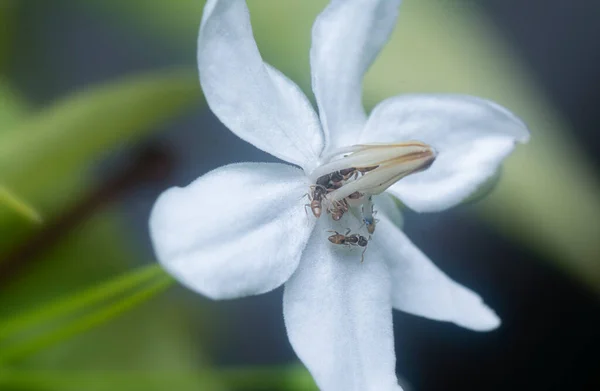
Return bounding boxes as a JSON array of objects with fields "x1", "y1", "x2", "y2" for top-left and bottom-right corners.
[
  {"x1": 0, "y1": 80, "x2": 27, "y2": 130},
  {"x1": 218, "y1": 366, "x2": 318, "y2": 391},
  {"x1": 0, "y1": 212, "x2": 211, "y2": 371},
  {"x1": 0, "y1": 264, "x2": 164, "y2": 342},
  {"x1": 0, "y1": 185, "x2": 42, "y2": 223},
  {"x1": 0, "y1": 370, "x2": 224, "y2": 391},
  {"x1": 0, "y1": 268, "x2": 173, "y2": 364},
  {"x1": 0, "y1": 70, "x2": 200, "y2": 251},
  {"x1": 0, "y1": 366, "x2": 316, "y2": 391},
  {"x1": 0, "y1": 70, "x2": 200, "y2": 196}
]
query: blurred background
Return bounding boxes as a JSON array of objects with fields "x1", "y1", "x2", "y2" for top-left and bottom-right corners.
[{"x1": 0, "y1": 0, "x2": 599, "y2": 390}]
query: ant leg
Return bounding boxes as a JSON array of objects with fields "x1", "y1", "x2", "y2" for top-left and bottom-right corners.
[
  {"x1": 360, "y1": 246, "x2": 367, "y2": 263},
  {"x1": 304, "y1": 203, "x2": 310, "y2": 217},
  {"x1": 358, "y1": 218, "x2": 367, "y2": 230},
  {"x1": 344, "y1": 228, "x2": 351, "y2": 236}
]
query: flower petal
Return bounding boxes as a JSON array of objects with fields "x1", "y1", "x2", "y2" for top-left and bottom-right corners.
[
  {"x1": 149, "y1": 163, "x2": 314, "y2": 300},
  {"x1": 374, "y1": 215, "x2": 500, "y2": 331},
  {"x1": 199, "y1": 0, "x2": 324, "y2": 171},
  {"x1": 374, "y1": 193, "x2": 404, "y2": 229},
  {"x1": 311, "y1": 0, "x2": 402, "y2": 151},
  {"x1": 284, "y1": 221, "x2": 402, "y2": 391},
  {"x1": 360, "y1": 94, "x2": 530, "y2": 212}
]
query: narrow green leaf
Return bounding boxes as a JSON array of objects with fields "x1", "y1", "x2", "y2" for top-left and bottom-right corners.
[
  {"x1": 0, "y1": 70, "x2": 200, "y2": 251},
  {"x1": 0, "y1": 366, "x2": 315, "y2": 391},
  {"x1": 0, "y1": 213, "x2": 208, "y2": 371},
  {"x1": 0, "y1": 274, "x2": 173, "y2": 363},
  {"x1": 0, "y1": 264, "x2": 164, "y2": 341},
  {"x1": 218, "y1": 365, "x2": 318, "y2": 391},
  {"x1": 0, "y1": 70, "x2": 200, "y2": 194},
  {"x1": 0, "y1": 370, "x2": 222, "y2": 391},
  {"x1": 0, "y1": 185, "x2": 42, "y2": 223},
  {"x1": 0, "y1": 79, "x2": 27, "y2": 132}
]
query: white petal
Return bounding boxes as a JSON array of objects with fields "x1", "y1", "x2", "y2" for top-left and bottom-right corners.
[
  {"x1": 199, "y1": 0, "x2": 324, "y2": 171},
  {"x1": 360, "y1": 94, "x2": 530, "y2": 212},
  {"x1": 374, "y1": 193, "x2": 404, "y2": 229},
  {"x1": 149, "y1": 163, "x2": 314, "y2": 300},
  {"x1": 374, "y1": 215, "x2": 500, "y2": 331},
  {"x1": 284, "y1": 221, "x2": 402, "y2": 391},
  {"x1": 311, "y1": 0, "x2": 402, "y2": 151}
]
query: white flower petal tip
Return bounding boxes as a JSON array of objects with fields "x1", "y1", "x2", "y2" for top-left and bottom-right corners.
[
  {"x1": 455, "y1": 303, "x2": 501, "y2": 332},
  {"x1": 149, "y1": 163, "x2": 314, "y2": 300},
  {"x1": 198, "y1": 0, "x2": 324, "y2": 170},
  {"x1": 361, "y1": 94, "x2": 530, "y2": 212},
  {"x1": 311, "y1": 0, "x2": 403, "y2": 150},
  {"x1": 439, "y1": 282, "x2": 501, "y2": 332},
  {"x1": 374, "y1": 216, "x2": 501, "y2": 332}
]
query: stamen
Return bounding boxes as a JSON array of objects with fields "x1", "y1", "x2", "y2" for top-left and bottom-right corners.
[
  {"x1": 309, "y1": 141, "x2": 434, "y2": 183},
  {"x1": 318, "y1": 142, "x2": 436, "y2": 202}
]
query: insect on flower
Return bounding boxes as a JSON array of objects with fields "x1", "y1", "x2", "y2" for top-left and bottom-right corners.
[
  {"x1": 328, "y1": 197, "x2": 349, "y2": 221},
  {"x1": 305, "y1": 184, "x2": 328, "y2": 218},
  {"x1": 327, "y1": 229, "x2": 370, "y2": 262},
  {"x1": 361, "y1": 198, "x2": 378, "y2": 235},
  {"x1": 149, "y1": 1, "x2": 530, "y2": 390}
]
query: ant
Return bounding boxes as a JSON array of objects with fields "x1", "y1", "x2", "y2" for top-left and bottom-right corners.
[
  {"x1": 328, "y1": 198, "x2": 349, "y2": 221},
  {"x1": 316, "y1": 167, "x2": 359, "y2": 190},
  {"x1": 327, "y1": 229, "x2": 369, "y2": 262},
  {"x1": 305, "y1": 184, "x2": 327, "y2": 218},
  {"x1": 309, "y1": 165, "x2": 377, "y2": 221},
  {"x1": 360, "y1": 200, "x2": 378, "y2": 235}
]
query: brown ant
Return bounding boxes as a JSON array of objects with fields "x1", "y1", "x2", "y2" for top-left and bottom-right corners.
[
  {"x1": 327, "y1": 229, "x2": 369, "y2": 262},
  {"x1": 305, "y1": 184, "x2": 327, "y2": 218},
  {"x1": 328, "y1": 198, "x2": 349, "y2": 221},
  {"x1": 363, "y1": 216, "x2": 377, "y2": 235},
  {"x1": 316, "y1": 167, "x2": 359, "y2": 190},
  {"x1": 310, "y1": 166, "x2": 376, "y2": 221},
  {"x1": 332, "y1": 167, "x2": 358, "y2": 184},
  {"x1": 361, "y1": 201, "x2": 378, "y2": 235}
]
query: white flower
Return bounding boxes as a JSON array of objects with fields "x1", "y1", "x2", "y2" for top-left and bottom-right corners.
[{"x1": 149, "y1": 1, "x2": 530, "y2": 390}]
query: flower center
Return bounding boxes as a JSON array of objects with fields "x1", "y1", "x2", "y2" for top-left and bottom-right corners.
[{"x1": 306, "y1": 141, "x2": 436, "y2": 236}]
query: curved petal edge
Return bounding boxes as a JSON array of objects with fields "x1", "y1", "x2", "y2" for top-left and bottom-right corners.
[
  {"x1": 150, "y1": 163, "x2": 314, "y2": 300},
  {"x1": 311, "y1": 0, "x2": 402, "y2": 151},
  {"x1": 199, "y1": 0, "x2": 324, "y2": 171},
  {"x1": 361, "y1": 94, "x2": 530, "y2": 212},
  {"x1": 375, "y1": 215, "x2": 500, "y2": 331}
]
